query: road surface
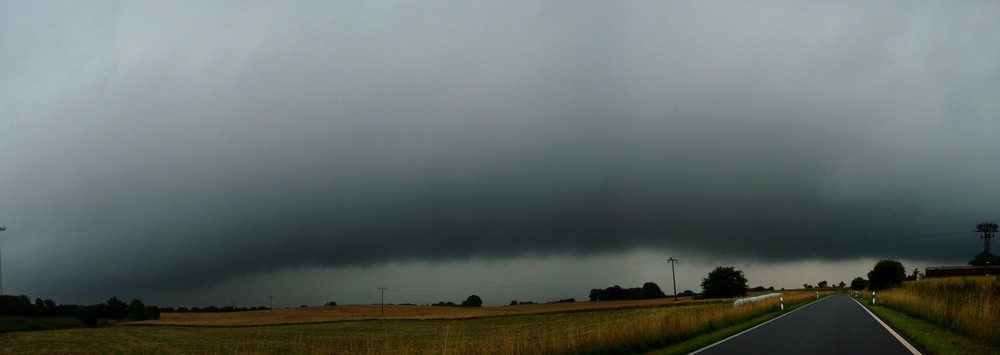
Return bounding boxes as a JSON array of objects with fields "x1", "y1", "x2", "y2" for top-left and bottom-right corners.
[{"x1": 692, "y1": 293, "x2": 920, "y2": 355}]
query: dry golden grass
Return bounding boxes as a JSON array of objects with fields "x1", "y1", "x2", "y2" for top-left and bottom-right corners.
[
  {"x1": 877, "y1": 277, "x2": 1000, "y2": 346},
  {"x1": 133, "y1": 296, "x2": 725, "y2": 327},
  {"x1": 224, "y1": 291, "x2": 817, "y2": 354}
]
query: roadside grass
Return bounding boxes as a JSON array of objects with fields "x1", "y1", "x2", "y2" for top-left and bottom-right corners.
[
  {"x1": 0, "y1": 292, "x2": 819, "y2": 354},
  {"x1": 864, "y1": 303, "x2": 999, "y2": 355},
  {"x1": 0, "y1": 315, "x2": 84, "y2": 333},
  {"x1": 873, "y1": 277, "x2": 1000, "y2": 348}
]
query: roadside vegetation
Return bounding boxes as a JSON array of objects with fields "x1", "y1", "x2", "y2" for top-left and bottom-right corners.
[
  {"x1": 865, "y1": 302, "x2": 998, "y2": 355},
  {"x1": 872, "y1": 276, "x2": 1000, "y2": 347},
  {"x1": 0, "y1": 291, "x2": 818, "y2": 354}
]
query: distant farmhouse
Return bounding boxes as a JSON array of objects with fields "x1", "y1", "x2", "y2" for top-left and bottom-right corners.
[{"x1": 924, "y1": 265, "x2": 1000, "y2": 278}]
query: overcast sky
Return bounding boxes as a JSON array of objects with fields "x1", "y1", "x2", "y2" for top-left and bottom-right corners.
[{"x1": 2, "y1": 1, "x2": 999, "y2": 307}]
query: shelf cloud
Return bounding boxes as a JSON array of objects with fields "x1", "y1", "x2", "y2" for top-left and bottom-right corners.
[{"x1": 1, "y1": 1, "x2": 998, "y2": 301}]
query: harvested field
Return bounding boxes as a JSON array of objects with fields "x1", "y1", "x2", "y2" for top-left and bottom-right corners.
[{"x1": 134, "y1": 296, "x2": 725, "y2": 326}]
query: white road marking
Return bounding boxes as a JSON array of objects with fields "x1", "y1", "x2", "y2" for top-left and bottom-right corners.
[{"x1": 851, "y1": 297, "x2": 921, "y2": 355}]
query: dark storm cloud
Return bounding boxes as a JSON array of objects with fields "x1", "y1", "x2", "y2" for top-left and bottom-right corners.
[{"x1": 2, "y1": 1, "x2": 999, "y2": 298}]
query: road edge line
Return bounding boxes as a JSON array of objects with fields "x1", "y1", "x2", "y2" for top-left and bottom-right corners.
[
  {"x1": 850, "y1": 297, "x2": 921, "y2": 355},
  {"x1": 688, "y1": 296, "x2": 826, "y2": 355}
]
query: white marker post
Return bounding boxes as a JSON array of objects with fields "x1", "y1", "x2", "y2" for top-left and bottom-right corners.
[
  {"x1": 815, "y1": 292, "x2": 819, "y2": 299},
  {"x1": 872, "y1": 291, "x2": 876, "y2": 305},
  {"x1": 780, "y1": 296, "x2": 784, "y2": 311}
]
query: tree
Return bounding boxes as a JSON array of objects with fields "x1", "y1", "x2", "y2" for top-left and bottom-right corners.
[
  {"x1": 906, "y1": 268, "x2": 923, "y2": 281},
  {"x1": 461, "y1": 295, "x2": 483, "y2": 307},
  {"x1": 850, "y1": 277, "x2": 868, "y2": 290},
  {"x1": 124, "y1": 299, "x2": 159, "y2": 321},
  {"x1": 867, "y1": 259, "x2": 906, "y2": 291},
  {"x1": 642, "y1": 282, "x2": 667, "y2": 299},
  {"x1": 817, "y1": 280, "x2": 829, "y2": 288},
  {"x1": 968, "y1": 252, "x2": 1000, "y2": 266},
  {"x1": 701, "y1": 266, "x2": 749, "y2": 299},
  {"x1": 838, "y1": 281, "x2": 846, "y2": 288},
  {"x1": 104, "y1": 297, "x2": 128, "y2": 319}
]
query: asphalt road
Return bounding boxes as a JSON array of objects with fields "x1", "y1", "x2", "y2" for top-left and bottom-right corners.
[{"x1": 692, "y1": 293, "x2": 920, "y2": 355}]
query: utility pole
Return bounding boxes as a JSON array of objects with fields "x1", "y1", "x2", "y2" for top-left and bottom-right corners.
[
  {"x1": 0, "y1": 225, "x2": 6, "y2": 296},
  {"x1": 978, "y1": 222, "x2": 998, "y2": 255},
  {"x1": 378, "y1": 287, "x2": 388, "y2": 315},
  {"x1": 977, "y1": 222, "x2": 998, "y2": 276},
  {"x1": 668, "y1": 257, "x2": 678, "y2": 301}
]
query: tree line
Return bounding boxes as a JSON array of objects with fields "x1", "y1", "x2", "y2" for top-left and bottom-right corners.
[
  {"x1": 0, "y1": 294, "x2": 160, "y2": 327},
  {"x1": 0, "y1": 295, "x2": 78, "y2": 317},
  {"x1": 431, "y1": 295, "x2": 483, "y2": 307},
  {"x1": 156, "y1": 305, "x2": 269, "y2": 313},
  {"x1": 588, "y1": 282, "x2": 666, "y2": 301}
]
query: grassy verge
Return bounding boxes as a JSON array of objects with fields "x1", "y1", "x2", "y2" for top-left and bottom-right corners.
[
  {"x1": 859, "y1": 277, "x2": 1000, "y2": 354},
  {"x1": 854, "y1": 295, "x2": 1000, "y2": 355},
  {"x1": 866, "y1": 305, "x2": 998, "y2": 355}
]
